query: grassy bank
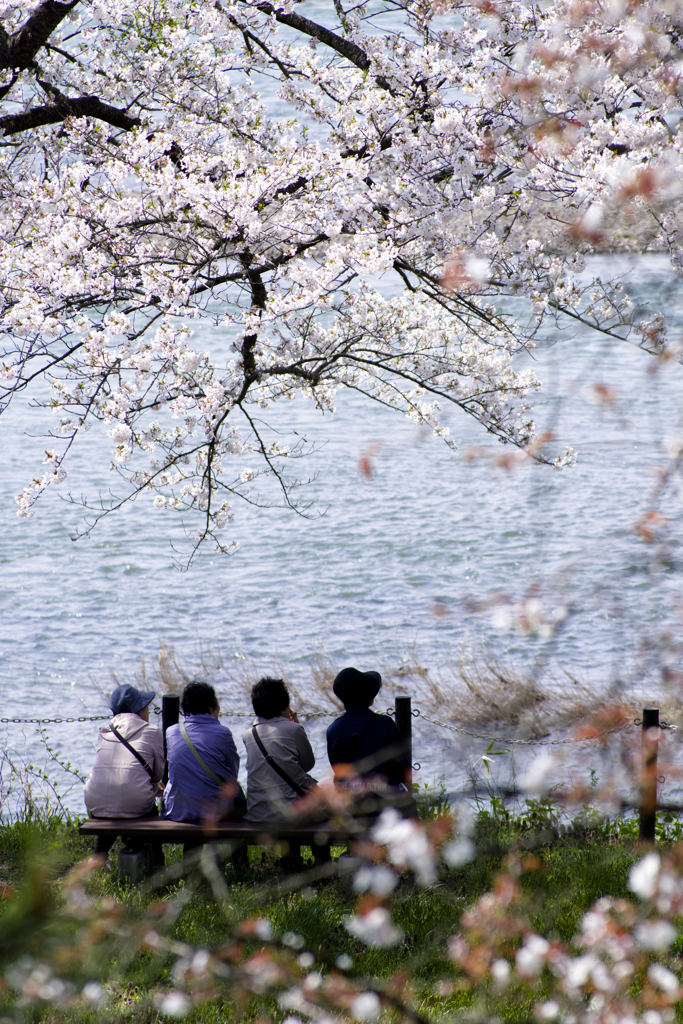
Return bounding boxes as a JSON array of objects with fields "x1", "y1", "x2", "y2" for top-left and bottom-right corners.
[{"x1": 2, "y1": 799, "x2": 673, "y2": 1024}]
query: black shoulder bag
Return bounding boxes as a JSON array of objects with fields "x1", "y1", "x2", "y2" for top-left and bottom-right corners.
[
  {"x1": 110, "y1": 724, "x2": 155, "y2": 779},
  {"x1": 251, "y1": 725, "x2": 306, "y2": 798}
]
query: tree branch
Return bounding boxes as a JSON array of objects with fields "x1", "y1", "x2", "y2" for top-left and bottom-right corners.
[
  {"x1": 190, "y1": 233, "x2": 328, "y2": 296},
  {"x1": 4, "y1": 0, "x2": 79, "y2": 71},
  {"x1": 0, "y1": 94, "x2": 142, "y2": 135},
  {"x1": 239, "y1": 256, "x2": 267, "y2": 384},
  {"x1": 255, "y1": 2, "x2": 371, "y2": 71}
]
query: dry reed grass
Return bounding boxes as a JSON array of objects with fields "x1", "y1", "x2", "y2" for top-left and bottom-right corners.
[{"x1": 109, "y1": 641, "x2": 665, "y2": 736}]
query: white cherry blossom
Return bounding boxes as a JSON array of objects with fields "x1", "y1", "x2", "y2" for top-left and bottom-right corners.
[{"x1": 1, "y1": 0, "x2": 680, "y2": 554}]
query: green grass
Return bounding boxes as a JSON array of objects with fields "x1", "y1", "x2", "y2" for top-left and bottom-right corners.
[{"x1": 0, "y1": 807, "x2": 669, "y2": 1024}]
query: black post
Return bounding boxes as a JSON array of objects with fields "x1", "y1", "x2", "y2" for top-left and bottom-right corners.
[
  {"x1": 394, "y1": 696, "x2": 413, "y2": 788},
  {"x1": 162, "y1": 694, "x2": 180, "y2": 785},
  {"x1": 639, "y1": 707, "x2": 659, "y2": 842}
]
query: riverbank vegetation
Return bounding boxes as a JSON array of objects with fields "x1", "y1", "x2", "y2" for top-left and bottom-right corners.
[
  {"x1": 2, "y1": 794, "x2": 683, "y2": 1024},
  {"x1": 109, "y1": 640, "x2": 669, "y2": 737}
]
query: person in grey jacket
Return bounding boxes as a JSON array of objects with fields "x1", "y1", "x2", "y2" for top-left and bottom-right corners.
[
  {"x1": 84, "y1": 683, "x2": 165, "y2": 858},
  {"x1": 242, "y1": 677, "x2": 316, "y2": 821}
]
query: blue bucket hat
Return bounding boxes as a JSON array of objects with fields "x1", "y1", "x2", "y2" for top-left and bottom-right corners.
[
  {"x1": 333, "y1": 667, "x2": 381, "y2": 708},
  {"x1": 110, "y1": 683, "x2": 156, "y2": 716}
]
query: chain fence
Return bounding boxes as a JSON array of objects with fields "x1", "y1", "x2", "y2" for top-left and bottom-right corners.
[
  {"x1": 0, "y1": 715, "x2": 112, "y2": 725},
  {"x1": 0, "y1": 706, "x2": 657, "y2": 747},
  {"x1": 4, "y1": 704, "x2": 683, "y2": 827},
  {"x1": 415, "y1": 711, "x2": 641, "y2": 746},
  {"x1": 0, "y1": 710, "x2": 330, "y2": 725}
]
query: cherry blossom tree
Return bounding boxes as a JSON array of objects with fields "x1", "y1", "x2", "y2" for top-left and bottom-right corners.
[{"x1": 0, "y1": 0, "x2": 680, "y2": 559}]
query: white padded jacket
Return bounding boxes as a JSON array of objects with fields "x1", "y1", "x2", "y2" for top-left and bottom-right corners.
[{"x1": 84, "y1": 713, "x2": 165, "y2": 818}]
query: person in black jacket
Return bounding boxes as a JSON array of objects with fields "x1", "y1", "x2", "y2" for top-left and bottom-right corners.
[{"x1": 326, "y1": 667, "x2": 408, "y2": 791}]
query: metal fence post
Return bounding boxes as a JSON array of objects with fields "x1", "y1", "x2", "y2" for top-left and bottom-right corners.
[
  {"x1": 161, "y1": 694, "x2": 180, "y2": 785},
  {"x1": 394, "y1": 696, "x2": 413, "y2": 788},
  {"x1": 639, "y1": 707, "x2": 659, "y2": 842}
]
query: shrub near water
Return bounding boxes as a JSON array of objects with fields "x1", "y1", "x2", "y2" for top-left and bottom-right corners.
[{"x1": 0, "y1": 805, "x2": 682, "y2": 1024}]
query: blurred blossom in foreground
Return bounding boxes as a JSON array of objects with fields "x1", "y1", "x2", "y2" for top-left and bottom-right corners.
[
  {"x1": 441, "y1": 251, "x2": 491, "y2": 292},
  {"x1": 345, "y1": 907, "x2": 402, "y2": 947},
  {"x1": 371, "y1": 808, "x2": 437, "y2": 884},
  {"x1": 629, "y1": 853, "x2": 661, "y2": 900},
  {"x1": 154, "y1": 992, "x2": 190, "y2": 1017},
  {"x1": 351, "y1": 992, "x2": 381, "y2": 1021},
  {"x1": 520, "y1": 751, "x2": 563, "y2": 795},
  {"x1": 352, "y1": 865, "x2": 398, "y2": 896},
  {"x1": 442, "y1": 837, "x2": 475, "y2": 867}
]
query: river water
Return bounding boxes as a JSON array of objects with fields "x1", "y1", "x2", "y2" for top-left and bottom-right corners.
[
  {"x1": 2, "y1": 250, "x2": 683, "y2": 815},
  {"x1": 2, "y1": 0, "x2": 683, "y2": 811}
]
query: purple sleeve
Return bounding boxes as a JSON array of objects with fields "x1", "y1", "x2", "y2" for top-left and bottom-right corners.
[{"x1": 222, "y1": 727, "x2": 240, "y2": 780}]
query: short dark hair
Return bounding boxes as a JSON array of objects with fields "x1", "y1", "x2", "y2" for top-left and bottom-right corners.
[
  {"x1": 251, "y1": 677, "x2": 290, "y2": 719},
  {"x1": 181, "y1": 681, "x2": 218, "y2": 716}
]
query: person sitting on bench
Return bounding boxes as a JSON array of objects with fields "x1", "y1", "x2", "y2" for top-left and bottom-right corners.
[
  {"x1": 164, "y1": 680, "x2": 246, "y2": 824},
  {"x1": 327, "y1": 667, "x2": 409, "y2": 807},
  {"x1": 242, "y1": 677, "x2": 317, "y2": 821},
  {"x1": 84, "y1": 683, "x2": 165, "y2": 862}
]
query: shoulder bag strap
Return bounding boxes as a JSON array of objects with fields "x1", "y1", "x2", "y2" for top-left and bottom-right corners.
[
  {"x1": 110, "y1": 723, "x2": 154, "y2": 779},
  {"x1": 252, "y1": 725, "x2": 306, "y2": 798},
  {"x1": 179, "y1": 721, "x2": 225, "y2": 786}
]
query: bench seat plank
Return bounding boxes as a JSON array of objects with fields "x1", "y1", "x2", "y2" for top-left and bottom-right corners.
[{"x1": 78, "y1": 817, "x2": 357, "y2": 845}]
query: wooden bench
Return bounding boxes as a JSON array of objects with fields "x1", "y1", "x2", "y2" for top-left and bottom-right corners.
[{"x1": 79, "y1": 816, "x2": 361, "y2": 862}]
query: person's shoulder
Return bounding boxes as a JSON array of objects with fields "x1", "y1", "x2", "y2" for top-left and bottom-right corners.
[
  {"x1": 165, "y1": 722, "x2": 181, "y2": 742},
  {"x1": 266, "y1": 716, "x2": 301, "y2": 735},
  {"x1": 287, "y1": 718, "x2": 311, "y2": 737},
  {"x1": 217, "y1": 720, "x2": 237, "y2": 742},
  {"x1": 186, "y1": 713, "x2": 225, "y2": 731},
  {"x1": 263, "y1": 717, "x2": 308, "y2": 740},
  {"x1": 374, "y1": 712, "x2": 400, "y2": 732},
  {"x1": 191, "y1": 714, "x2": 234, "y2": 739},
  {"x1": 209, "y1": 715, "x2": 232, "y2": 730}
]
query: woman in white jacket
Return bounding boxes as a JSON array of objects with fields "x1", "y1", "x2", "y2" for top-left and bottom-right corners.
[{"x1": 84, "y1": 684, "x2": 165, "y2": 860}]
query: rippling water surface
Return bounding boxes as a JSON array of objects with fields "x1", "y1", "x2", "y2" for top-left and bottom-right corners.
[{"x1": 2, "y1": 252, "x2": 682, "y2": 807}]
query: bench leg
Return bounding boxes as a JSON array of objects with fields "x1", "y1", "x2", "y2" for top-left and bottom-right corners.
[
  {"x1": 93, "y1": 834, "x2": 117, "y2": 856},
  {"x1": 147, "y1": 841, "x2": 165, "y2": 870},
  {"x1": 280, "y1": 843, "x2": 304, "y2": 873},
  {"x1": 313, "y1": 843, "x2": 332, "y2": 865},
  {"x1": 231, "y1": 843, "x2": 249, "y2": 874},
  {"x1": 182, "y1": 838, "x2": 203, "y2": 860}
]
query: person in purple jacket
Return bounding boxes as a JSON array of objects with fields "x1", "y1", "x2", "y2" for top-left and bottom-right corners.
[{"x1": 163, "y1": 681, "x2": 246, "y2": 824}]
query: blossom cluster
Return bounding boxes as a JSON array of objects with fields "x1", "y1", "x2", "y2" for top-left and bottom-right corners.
[
  {"x1": 4, "y1": 797, "x2": 683, "y2": 1024},
  {"x1": 451, "y1": 847, "x2": 683, "y2": 1024},
  {"x1": 1, "y1": 0, "x2": 681, "y2": 551}
]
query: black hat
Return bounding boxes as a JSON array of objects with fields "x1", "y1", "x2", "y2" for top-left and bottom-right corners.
[{"x1": 333, "y1": 667, "x2": 382, "y2": 708}]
